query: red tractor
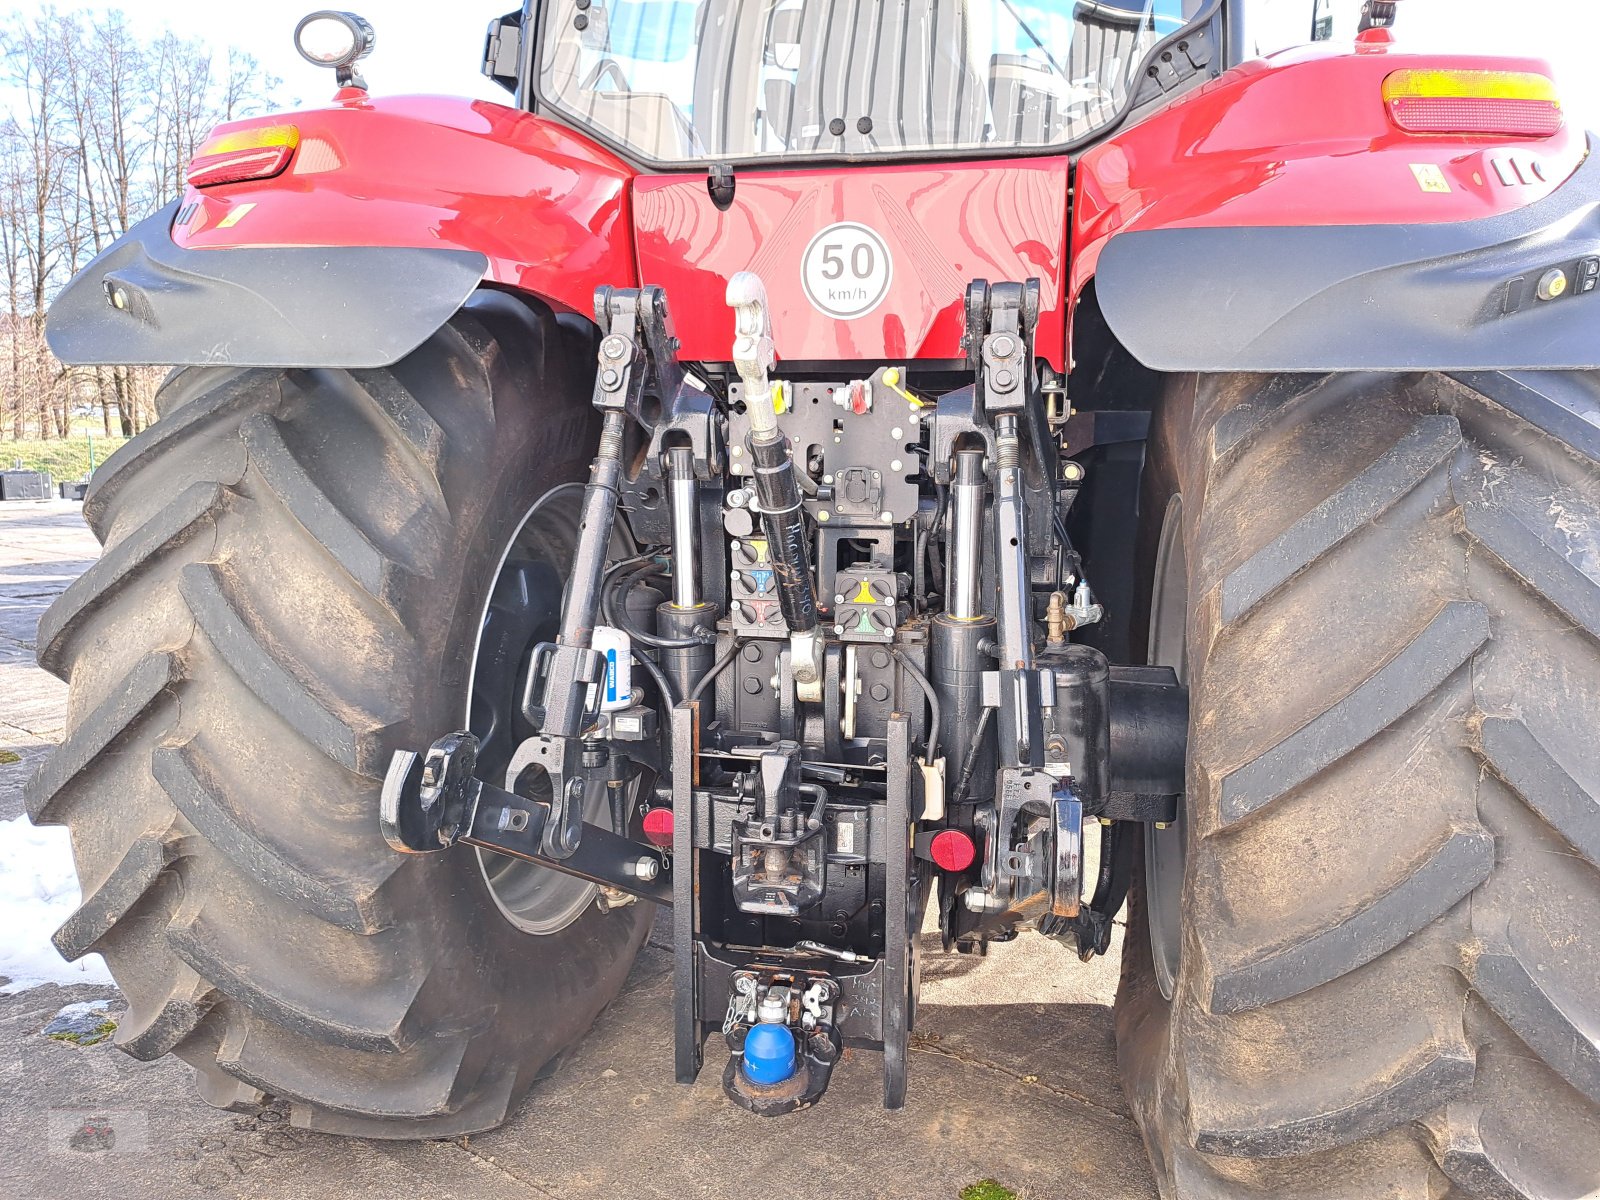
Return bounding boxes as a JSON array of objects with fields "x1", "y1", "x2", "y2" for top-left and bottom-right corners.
[{"x1": 36, "y1": 1, "x2": 1599, "y2": 1194}]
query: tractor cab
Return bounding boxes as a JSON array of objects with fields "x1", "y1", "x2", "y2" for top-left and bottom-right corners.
[
  {"x1": 518, "y1": 0, "x2": 1201, "y2": 164},
  {"x1": 478, "y1": 0, "x2": 1223, "y2": 367}
]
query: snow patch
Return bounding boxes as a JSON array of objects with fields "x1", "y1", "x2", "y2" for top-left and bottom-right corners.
[
  {"x1": 53, "y1": 999, "x2": 111, "y2": 1018},
  {"x1": 0, "y1": 816, "x2": 115, "y2": 994}
]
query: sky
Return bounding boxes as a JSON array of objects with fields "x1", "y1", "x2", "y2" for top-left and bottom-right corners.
[
  {"x1": 16, "y1": 0, "x2": 1597, "y2": 123},
  {"x1": 1258, "y1": 0, "x2": 1599, "y2": 122},
  {"x1": 19, "y1": 0, "x2": 519, "y2": 109}
]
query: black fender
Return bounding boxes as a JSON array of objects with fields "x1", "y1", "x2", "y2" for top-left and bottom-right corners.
[
  {"x1": 45, "y1": 201, "x2": 489, "y2": 369},
  {"x1": 1095, "y1": 138, "x2": 1600, "y2": 373}
]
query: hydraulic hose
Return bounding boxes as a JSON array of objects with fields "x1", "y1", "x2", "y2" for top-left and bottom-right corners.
[
  {"x1": 632, "y1": 646, "x2": 679, "y2": 707},
  {"x1": 687, "y1": 641, "x2": 742, "y2": 705},
  {"x1": 891, "y1": 647, "x2": 941, "y2": 767},
  {"x1": 607, "y1": 564, "x2": 709, "y2": 650},
  {"x1": 951, "y1": 707, "x2": 996, "y2": 806}
]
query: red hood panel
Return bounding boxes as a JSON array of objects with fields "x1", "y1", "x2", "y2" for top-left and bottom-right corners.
[{"x1": 633, "y1": 159, "x2": 1069, "y2": 368}]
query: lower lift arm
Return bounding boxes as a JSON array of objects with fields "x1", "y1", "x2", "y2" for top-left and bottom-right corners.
[{"x1": 381, "y1": 731, "x2": 670, "y2": 905}]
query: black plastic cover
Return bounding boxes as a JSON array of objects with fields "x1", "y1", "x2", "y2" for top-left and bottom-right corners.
[
  {"x1": 46, "y1": 201, "x2": 489, "y2": 369},
  {"x1": 1096, "y1": 137, "x2": 1600, "y2": 373}
]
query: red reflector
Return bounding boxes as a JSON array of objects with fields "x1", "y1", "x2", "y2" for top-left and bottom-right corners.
[
  {"x1": 642, "y1": 807, "x2": 674, "y2": 847},
  {"x1": 930, "y1": 829, "x2": 976, "y2": 872},
  {"x1": 185, "y1": 124, "x2": 300, "y2": 189},
  {"x1": 186, "y1": 144, "x2": 297, "y2": 189},
  {"x1": 1389, "y1": 96, "x2": 1563, "y2": 137}
]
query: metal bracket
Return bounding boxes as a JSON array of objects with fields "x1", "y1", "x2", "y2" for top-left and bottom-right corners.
[
  {"x1": 504, "y1": 732, "x2": 587, "y2": 861},
  {"x1": 983, "y1": 766, "x2": 1053, "y2": 892},
  {"x1": 597, "y1": 286, "x2": 724, "y2": 545},
  {"x1": 965, "y1": 279, "x2": 1040, "y2": 417},
  {"x1": 521, "y1": 640, "x2": 605, "y2": 743},
  {"x1": 928, "y1": 385, "x2": 997, "y2": 487},
  {"x1": 670, "y1": 701, "x2": 700, "y2": 1085},
  {"x1": 1049, "y1": 784, "x2": 1084, "y2": 919},
  {"x1": 730, "y1": 742, "x2": 827, "y2": 915},
  {"x1": 1358, "y1": 0, "x2": 1398, "y2": 31},
  {"x1": 882, "y1": 712, "x2": 915, "y2": 1109},
  {"x1": 592, "y1": 286, "x2": 685, "y2": 420}
]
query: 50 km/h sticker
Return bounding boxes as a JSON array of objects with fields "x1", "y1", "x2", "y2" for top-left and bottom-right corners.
[{"x1": 801, "y1": 222, "x2": 893, "y2": 320}]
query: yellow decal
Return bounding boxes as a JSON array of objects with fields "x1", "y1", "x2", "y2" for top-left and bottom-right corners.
[
  {"x1": 851, "y1": 581, "x2": 878, "y2": 604},
  {"x1": 1409, "y1": 164, "x2": 1452, "y2": 194},
  {"x1": 217, "y1": 202, "x2": 256, "y2": 229},
  {"x1": 749, "y1": 538, "x2": 770, "y2": 564}
]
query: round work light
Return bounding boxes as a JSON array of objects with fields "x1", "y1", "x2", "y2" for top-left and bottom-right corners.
[{"x1": 294, "y1": 11, "x2": 376, "y2": 87}]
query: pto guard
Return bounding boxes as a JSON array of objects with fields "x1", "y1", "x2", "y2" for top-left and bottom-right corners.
[{"x1": 45, "y1": 201, "x2": 488, "y2": 368}]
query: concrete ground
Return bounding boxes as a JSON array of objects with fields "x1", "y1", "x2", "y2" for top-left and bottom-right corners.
[{"x1": 0, "y1": 499, "x2": 1155, "y2": 1200}]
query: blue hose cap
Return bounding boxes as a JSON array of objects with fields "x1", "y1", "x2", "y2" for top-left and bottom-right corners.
[{"x1": 742, "y1": 1023, "x2": 797, "y2": 1086}]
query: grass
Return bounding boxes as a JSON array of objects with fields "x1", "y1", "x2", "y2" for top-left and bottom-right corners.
[
  {"x1": 0, "y1": 436, "x2": 126, "y2": 483},
  {"x1": 46, "y1": 1019, "x2": 118, "y2": 1047},
  {"x1": 959, "y1": 1182, "x2": 1019, "y2": 1200}
]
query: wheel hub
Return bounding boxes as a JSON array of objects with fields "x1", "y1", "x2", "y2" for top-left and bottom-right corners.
[{"x1": 469, "y1": 485, "x2": 614, "y2": 936}]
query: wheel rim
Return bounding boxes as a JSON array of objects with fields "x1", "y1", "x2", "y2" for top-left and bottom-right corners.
[
  {"x1": 468, "y1": 484, "x2": 615, "y2": 936},
  {"x1": 1145, "y1": 495, "x2": 1188, "y2": 1001}
]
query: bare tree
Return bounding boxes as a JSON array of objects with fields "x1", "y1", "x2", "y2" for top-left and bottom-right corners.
[
  {"x1": 2, "y1": 12, "x2": 75, "y2": 439},
  {"x1": 1, "y1": 123, "x2": 29, "y2": 440},
  {"x1": 0, "y1": 8, "x2": 288, "y2": 441}
]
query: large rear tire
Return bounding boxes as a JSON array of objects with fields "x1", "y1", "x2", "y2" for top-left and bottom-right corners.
[
  {"x1": 28, "y1": 292, "x2": 651, "y2": 1137},
  {"x1": 1118, "y1": 370, "x2": 1600, "y2": 1197}
]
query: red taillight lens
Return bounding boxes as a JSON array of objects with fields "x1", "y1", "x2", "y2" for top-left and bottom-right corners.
[
  {"x1": 186, "y1": 124, "x2": 301, "y2": 188},
  {"x1": 642, "y1": 807, "x2": 674, "y2": 847},
  {"x1": 1383, "y1": 69, "x2": 1562, "y2": 137},
  {"x1": 929, "y1": 829, "x2": 976, "y2": 872}
]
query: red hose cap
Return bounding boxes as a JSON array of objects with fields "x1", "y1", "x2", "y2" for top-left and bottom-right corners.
[
  {"x1": 642, "y1": 807, "x2": 674, "y2": 847},
  {"x1": 930, "y1": 829, "x2": 976, "y2": 872}
]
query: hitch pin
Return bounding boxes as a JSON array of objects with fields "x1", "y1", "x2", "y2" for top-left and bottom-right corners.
[{"x1": 795, "y1": 939, "x2": 864, "y2": 963}]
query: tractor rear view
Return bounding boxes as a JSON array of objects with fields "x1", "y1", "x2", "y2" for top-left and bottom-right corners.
[{"x1": 34, "y1": 1, "x2": 1600, "y2": 1195}]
